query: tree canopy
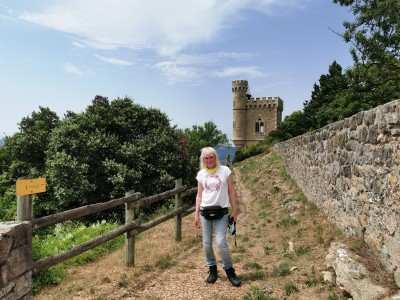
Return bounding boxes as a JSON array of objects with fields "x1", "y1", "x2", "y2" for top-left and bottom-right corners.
[{"x1": 0, "y1": 97, "x2": 228, "y2": 221}]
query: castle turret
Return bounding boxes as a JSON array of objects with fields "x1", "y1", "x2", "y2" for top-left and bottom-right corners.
[{"x1": 232, "y1": 80, "x2": 249, "y2": 149}]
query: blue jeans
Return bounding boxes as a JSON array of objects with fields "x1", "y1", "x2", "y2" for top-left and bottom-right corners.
[{"x1": 200, "y1": 213, "x2": 233, "y2": 269}]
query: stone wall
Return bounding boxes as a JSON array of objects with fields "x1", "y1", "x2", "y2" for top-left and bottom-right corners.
[
  {"x1": 0, "y1": 222, "x2": 32, "y2": 300},
  {"x1": 274, "y1": 99, "x2": 400, "y2": 285}
]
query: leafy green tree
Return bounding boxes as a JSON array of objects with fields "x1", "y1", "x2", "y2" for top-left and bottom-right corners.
[
  {"x1": 266, "y1": 110, "x2": 307, "y2": 144},
  {"x1": 333, "y1": 0, "x2": 400, "y2": 105},
  {"x1": 184, "y1": 121, "x2": 229, "y2": 154},
  {"x1": 334, "y1": 0, "x2": 400, "y2": 84},
  {"x1": 43, "y1": 96, "x2": 190, "y2": 219},
  {"x1": 0, "y1": 107, "x2": 59, "y2": 180},
  {"x1": 303, "y1": 61, "x2": 349, "y2": 130},
  {"x1": 0, "y1": 107, "x2": 59, "y2": 220}
]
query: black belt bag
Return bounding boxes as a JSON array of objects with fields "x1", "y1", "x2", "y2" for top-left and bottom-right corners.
[{"x1": 200, "y1": 206, "x2": 228, "y2": 220}]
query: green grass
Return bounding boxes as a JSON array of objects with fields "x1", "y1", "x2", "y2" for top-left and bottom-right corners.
[
  {"x1": 263, "y1": 245, "x2": 275, "y2": 255},
  {"x1": 284, "y1": 282, "x2": 299, "y2": 295},
  {"x1": 272, "y1": 262, "x2": 291, "y2": 277},
  {"x1": 243, "y1": 286, "x2": 279, "y2": 300},
  {"x1": 32, "y1": 220, "x2": 124, "y2": 294},
  {"x1": 295, "y1": 246, "x2": 310, "y2": 256},
  {"x1": 244, "y1": 262, "x2": 263, "y2": 270},
  {"x1": 276, "y1": 216, "x2": 299, "y2": 228}
]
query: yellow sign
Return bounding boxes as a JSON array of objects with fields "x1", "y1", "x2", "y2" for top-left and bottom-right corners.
[{"x1": 16, "y1": 178, "x2": 46, "y2": 196}]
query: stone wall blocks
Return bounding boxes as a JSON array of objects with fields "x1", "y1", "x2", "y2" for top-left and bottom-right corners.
[
  {"x1": 14, "y1": 271, "x2": 32, "y2": 299},
  {"x1": 355, "y1": 111, "x2": 364, "y2": 125},
  {"x1": 0, "y1": 263, "x2": 11, "y2": 286},
  {"x1": 8, "y1": 245, "x2": 32, "y2": 279},
  {"x1": 340, "y1": 165, "x2": 352, "y2": 177},
  {"x1": 348, "y1": 130, "x2": 358, "y2": 140},
  {"x1": 0, "y1": 222, "x2": 32, "y2": 249},
  {"x1": 0, "y1": 234, "x2": 13, "y2": 264},
  {"x1": 364, "y1": 110, "x2": 376, "y2": 126},
  {"x1": 391, "y1": 129, "x2": 400, "y2": 136},
  {"x1": 367, "y1": 126, "x2": 379, "y2": 144},
  {"x1": 383, "y1": 214, "x2": 398, "y2": 236},
  {"x1": 348, "y1": 116, "x2": 358, "y2": 130},
  {"x1": 0, "y1": 282, "x2": 14, "y2": 298},
  {"x1": 358, "y1": 126, "x2": 368, "y2": 142}
]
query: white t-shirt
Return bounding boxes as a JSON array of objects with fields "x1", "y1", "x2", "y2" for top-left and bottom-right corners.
[{"x1": 196, "y1": 165, "x2": 231, "y2": 208}]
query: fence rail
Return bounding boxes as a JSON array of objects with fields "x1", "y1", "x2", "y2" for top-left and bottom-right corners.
[{"x1": 19, "y1": 179, "x2": 197, "y2": 274}]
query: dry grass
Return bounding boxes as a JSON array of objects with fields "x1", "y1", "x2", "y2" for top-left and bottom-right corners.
[{"x1": 34, "y1": 151, "x2": 395, "y2": 300}]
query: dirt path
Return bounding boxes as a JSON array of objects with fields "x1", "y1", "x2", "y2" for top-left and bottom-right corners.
[{"x1": 35, "y1": 168, "x2": 255, "y2": 300}]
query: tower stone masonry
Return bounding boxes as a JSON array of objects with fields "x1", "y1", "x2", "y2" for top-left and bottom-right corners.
[{"x1": 232, "y1": 80, "x2": 284, "y2": 149}]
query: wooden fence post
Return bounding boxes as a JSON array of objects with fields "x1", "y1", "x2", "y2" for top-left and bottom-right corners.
[
  {"x1": 174, "y1": 178, "x2": 182, "y2": 241},
  {"x1": 16, "y1": 176, "x2": 33, "y2": 221},
  {"x1": 125, "y1": 190, "x2": 136, "y2": 267}
]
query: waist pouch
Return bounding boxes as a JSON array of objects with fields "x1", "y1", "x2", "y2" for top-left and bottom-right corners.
[{"x1": 200, "y1": 206, "x2": 228, "y2": 220}]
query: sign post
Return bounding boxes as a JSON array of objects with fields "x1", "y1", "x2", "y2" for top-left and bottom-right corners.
[{"x1": 16, "y1": 177, "x2": 46, "y2": 221}]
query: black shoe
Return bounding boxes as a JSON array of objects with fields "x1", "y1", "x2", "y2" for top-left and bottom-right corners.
[
  {"x1": 207, "y1": 265, "x2": 218, "y2": 283},
  {"x1": 225, "y1": 267, "x2": 241, "y2": 287}
]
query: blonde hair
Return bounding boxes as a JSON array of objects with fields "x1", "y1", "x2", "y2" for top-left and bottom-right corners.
[{"x1": 199, "y1": 147, "x2": 221, "y2": 169}]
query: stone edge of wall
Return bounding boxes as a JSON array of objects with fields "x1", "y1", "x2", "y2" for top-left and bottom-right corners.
[{"x1": 0, "y1": 222, "x2": 33, "y2": 300}]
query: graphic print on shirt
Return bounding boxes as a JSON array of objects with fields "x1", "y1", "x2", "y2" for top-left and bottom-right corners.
[{"x1": 204, "y1": 174, "x2": 222, "y2": 193}]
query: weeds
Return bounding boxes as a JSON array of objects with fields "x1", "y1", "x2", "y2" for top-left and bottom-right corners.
[
  {"x1": 244, "y1": 262, "x2": 263, "y2": 270},
  {"x1": 276, "y1": 216, "x2": 299, "y2": 228},
  {"x1": 295, "y1": 246, "x2": 310, "y2": 256},
  {"x1": 263, "y1": 245, "x2": 275, "y2": 255},
  {"x1": 155, "y1": 254, "x2": 173, "y2": 269},
  {"x1": 118, "y1": 273, "x2": 129, "y2": 288},
  {"x1": 272, "y1": 262, "x2": 290, "y2": 277},
  {"x1": 243, "y1": 286, "x2": 279, "y2": 300},
  {"x1": 284, "y1": 282, "x2": 299, "y2": 295}
]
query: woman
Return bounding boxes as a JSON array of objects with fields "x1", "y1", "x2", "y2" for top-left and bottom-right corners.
[{"x1": 194, "y1": 147, "x2": 241, "y2": 287}]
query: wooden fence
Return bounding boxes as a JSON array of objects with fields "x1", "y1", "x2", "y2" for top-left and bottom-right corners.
[{"x1": 17, "y1": 178, "x2": 197, "y2": 274}]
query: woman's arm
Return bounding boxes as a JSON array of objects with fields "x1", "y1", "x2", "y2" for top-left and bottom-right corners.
[
  {"x1": 227, "y1": 175, "x2": 238, "y2": 221},
  {"x1": 194, "y1": 181, "x2": 203, "y2": 228}
]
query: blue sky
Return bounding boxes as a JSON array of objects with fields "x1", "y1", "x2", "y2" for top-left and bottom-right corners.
[{"x1": 0, "y1": 0, "x2": 354, "y2": 141}]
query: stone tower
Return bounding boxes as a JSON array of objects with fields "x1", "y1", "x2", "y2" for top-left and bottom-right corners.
[{"x1": 232, "y1": 80, "x2": 284, "y2": 149}]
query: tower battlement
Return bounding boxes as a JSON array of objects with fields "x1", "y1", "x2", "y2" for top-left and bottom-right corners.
[
  {"x1": 247, "y1": 97, "x2": 284, "y2": 110},
  {"x1": 232, "y1": 80, "x2": 249, "y2": 93},
  {"x1": 232, "y1": 80, "x2": 284, "y2": 149}
]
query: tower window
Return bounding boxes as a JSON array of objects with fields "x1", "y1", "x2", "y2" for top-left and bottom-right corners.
[{"x1": 255, "y1": 117, "x2": 264, "y2": 134}]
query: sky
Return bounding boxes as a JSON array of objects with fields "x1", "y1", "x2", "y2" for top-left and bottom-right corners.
[{"x1": 0, "y1": 0, "x2": 354, "y2": 141}]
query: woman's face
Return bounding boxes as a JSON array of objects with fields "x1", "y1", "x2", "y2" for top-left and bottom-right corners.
[{"x1": 203, "y1": 153, "x2": 216, "y2": 169}]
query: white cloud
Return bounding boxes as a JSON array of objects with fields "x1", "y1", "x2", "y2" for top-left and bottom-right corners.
[
  {"x1": 94, "y1": 54, "x2": 133, "y2": 66},
  {"x1": 211, "y1": 67, "x2": 266, "y2": 78},
  {"x1": 72, "y1": 40, "x2": 87, "y2": 48},
  {"x1": 152, "y1": 51, "x2": 256, "y2": 83},
  {"x1": 64, "y1": 63, "x2": 83, "y2": 75},
  {"x1": 152, "y1": 61, "x2": 201, "y2": 85},
  {"x1": 18, "y1": 0, "x2": 307, "y2": 55}
]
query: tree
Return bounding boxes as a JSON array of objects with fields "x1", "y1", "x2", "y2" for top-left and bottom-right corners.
[
  {"x1": 43, "y1": 96, "x2": 191, "y2": 219},
  {"x1": 333, "y1": 0, "x2": 400, "y2": 103},
  {"x1": 0, "y1": 107, "x2": 59, "y2": 220},
  {"x1": 184, "y1": 121, "x2": 229, "y2": 154},
  {"x1": 303, "y1": 61, "x2": 349, "y2": 130}
]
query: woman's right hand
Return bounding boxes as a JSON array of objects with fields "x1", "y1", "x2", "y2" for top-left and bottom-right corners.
[{"x1": 194, "y1": 215, "x2": 201, "y2": 229}]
